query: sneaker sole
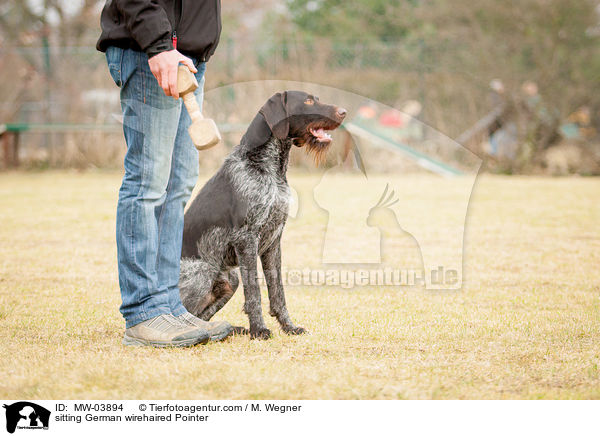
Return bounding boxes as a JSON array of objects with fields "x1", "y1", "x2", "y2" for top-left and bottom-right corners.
[
  {"x1": 122, "y1": 333, "x2": 210, "y2": 348},
  {"x1": 210, "y1": 327, "x2": 233, "y2": 342}
]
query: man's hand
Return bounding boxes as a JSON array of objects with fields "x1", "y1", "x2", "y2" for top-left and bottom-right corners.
[{"x1": 148, "y1": 50, "x2": 197, "y2": 99}]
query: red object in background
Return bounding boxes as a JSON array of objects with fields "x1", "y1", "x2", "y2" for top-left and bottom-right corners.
[
  {"x1": 357, "y1": 105, "x2": 377, "y2": 119},
  {"x1": 379, "y1": 109, "x2": 405, "y2": 127}
]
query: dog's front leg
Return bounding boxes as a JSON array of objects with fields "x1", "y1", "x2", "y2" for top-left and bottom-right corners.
[
  {"x1": 235, "y1": 237, "x2": 271, "y2": 339},
  {"x1": 261, "y1": 238, "x2": 306, "y2": 335}
]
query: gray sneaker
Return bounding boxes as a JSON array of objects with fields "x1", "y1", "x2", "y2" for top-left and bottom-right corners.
[
  {"x1": 177, "y1": 312, "x2": 233, "y2": 342},
  {"x1": 123, "y1": 314, "x2": 210, "y2": 347}
]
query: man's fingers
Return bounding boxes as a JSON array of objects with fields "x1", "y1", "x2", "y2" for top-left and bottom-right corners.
[
  {"x1": 182, "y1": 57, "x2": 197, "y2": 73},
  {"x1": 169, "y1": 66, "x2": 179, "y2": 99},
  {"x1": 161, "y1": 73, "x2": 171, "y2": 97},
  {"x1": 147, "y1": 50, "x2": 196, "y2": 97}
]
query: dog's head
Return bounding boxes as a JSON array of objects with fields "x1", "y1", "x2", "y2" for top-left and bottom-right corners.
[{"x1": 241, "y1": 90, "x2": 347, "y2": 163}]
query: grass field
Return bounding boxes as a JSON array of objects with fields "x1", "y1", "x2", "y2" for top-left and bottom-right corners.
[{"x1": 0, "y1": 170, "x2": 599, "y2": 399}]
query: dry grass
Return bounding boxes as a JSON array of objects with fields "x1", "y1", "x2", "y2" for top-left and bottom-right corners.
[{"x1": 0, "y1": 170, "x2": 599, "y2": 399}]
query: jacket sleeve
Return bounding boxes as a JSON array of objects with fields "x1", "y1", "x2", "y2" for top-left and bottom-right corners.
[{"x1": 114, "y1": 0, "x2": 173, "y2": 57}]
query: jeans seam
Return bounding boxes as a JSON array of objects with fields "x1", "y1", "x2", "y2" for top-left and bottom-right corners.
[
  {"x1": 136, "y1": 59, "x2": 150, "y2": 313},
  {"x1": 140, "y1": 51, "x2": 146, "y2": 104},
  {"x1": 155, "y1": 154, "x2": 175, "y2": 282},
  {"x1": 116, "y1": 47, "x2": 123, "y2": 87},
  {"x1": 139, "y1": 144, "x2": 151, "y2": 314},
  {"x1": 118, "y1": 49, "x2": 123, "y2": 86}
]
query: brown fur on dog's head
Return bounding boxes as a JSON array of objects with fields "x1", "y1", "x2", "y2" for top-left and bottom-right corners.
[{"x1": 242, "y1": 90, "x2": 346, "y2": 164}]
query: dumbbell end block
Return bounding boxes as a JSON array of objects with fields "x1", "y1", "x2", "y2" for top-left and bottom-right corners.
[{"x1": 188, "y1": 119, "x2": 221, "y2": 150}]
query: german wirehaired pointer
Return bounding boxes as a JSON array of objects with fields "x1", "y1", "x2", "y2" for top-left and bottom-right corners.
[{"x1": 179, "y1": 91, "x2": 346, "y2": 339}]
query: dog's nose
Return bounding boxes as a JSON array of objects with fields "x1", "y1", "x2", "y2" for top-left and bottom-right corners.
[{"x1": 337, "y1": 107, "x2": 347, "y2": 119}]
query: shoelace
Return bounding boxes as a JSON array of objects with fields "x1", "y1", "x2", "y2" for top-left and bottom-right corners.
[
  {"x1": 179, "y1": 313, "x2": 198, "y2": 324},
  {"x1": 146, "y1": 314, "x2": 184, "y2": 330}
]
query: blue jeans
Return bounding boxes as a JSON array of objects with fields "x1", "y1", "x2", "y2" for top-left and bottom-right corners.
[{"x1": 105, "y1": 47, "x2": 205, "y2": 328}]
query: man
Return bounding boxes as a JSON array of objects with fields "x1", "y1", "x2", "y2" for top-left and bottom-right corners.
[{"x1": 97, "y1": 0, "x2": 232, "y2": 347}]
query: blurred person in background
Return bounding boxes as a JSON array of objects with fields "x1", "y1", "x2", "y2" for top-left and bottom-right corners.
[
  {"x1": 486, "y1": 79, "x2": 518, "y2": 159},
  {"x1": 519, "y1": 80, "x2": 560, "y2": 152}
]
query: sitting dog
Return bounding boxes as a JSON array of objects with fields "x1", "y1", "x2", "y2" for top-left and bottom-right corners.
[{"x1": 179, "y1": 91, "x2": 346, "y2": 339}]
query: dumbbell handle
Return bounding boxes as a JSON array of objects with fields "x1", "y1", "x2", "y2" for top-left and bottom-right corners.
[
  {"x1": 182, "y1": 92, "x2": 204, "y2": 123},
  {"x1": 177, "y1": 64, "x2": 221, "y2": 150}
]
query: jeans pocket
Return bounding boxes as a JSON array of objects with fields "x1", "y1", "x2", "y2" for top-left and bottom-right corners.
[{"x1": 106, "y1": 46, "x2": 123, "y2": 87}]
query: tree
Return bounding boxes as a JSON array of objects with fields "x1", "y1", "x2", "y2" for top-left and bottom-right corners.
[{"x1": 287, "y1": 0, "x2": 422, "y2": 42}]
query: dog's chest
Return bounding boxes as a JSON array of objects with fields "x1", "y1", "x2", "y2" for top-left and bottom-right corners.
[{"x1": 256, "y1": 184, "x2": 290, "y2": 253}]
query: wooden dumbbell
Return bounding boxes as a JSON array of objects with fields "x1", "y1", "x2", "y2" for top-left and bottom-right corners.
[{"x1": 177, "y1": 64, "x2": 221, "y2": 150}]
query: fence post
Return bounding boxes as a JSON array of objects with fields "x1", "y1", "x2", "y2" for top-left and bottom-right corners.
[
  {"x1": 42, "y1": 25, "x2": 53, "y2": 150},
  {"x1": 418, "y1": 38, "x2": 427, "y2": 129}
]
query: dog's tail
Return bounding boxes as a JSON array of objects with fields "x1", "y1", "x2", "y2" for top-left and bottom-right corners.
[{"x1": 179, "y1": 258, "x2": 219, "y2": 314}]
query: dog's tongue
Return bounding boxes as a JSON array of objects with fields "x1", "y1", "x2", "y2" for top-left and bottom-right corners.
[{"x1": 310, "y1": 127, "x2": 332, "y2": 143}]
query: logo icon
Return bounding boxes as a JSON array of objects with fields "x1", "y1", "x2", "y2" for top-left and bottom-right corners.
[{"x1": 3, "y1": 402, "x2": 50, "y2": 434}]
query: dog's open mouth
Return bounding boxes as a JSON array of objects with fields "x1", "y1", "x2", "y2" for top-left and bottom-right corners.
[
  {"x1": 298, "y1": 119, "x2": 342, "y2": 165},
  {"x1": 306, "y1": 120, "x2": 341, "y2": 145},
  {"x1": 309, "y1": 127, "x2": 333, "y2": 144}
]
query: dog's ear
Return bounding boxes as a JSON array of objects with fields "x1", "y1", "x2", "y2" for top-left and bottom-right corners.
[
  {"x1": 241, "y1": 92, "x2": 290, "y2": 149},
  {"x1": 259, "y1": 92, "x2": 289, "y2": 140},
  {"x1": 241, "y1": 112, "x2": 273, "y2": 149}
]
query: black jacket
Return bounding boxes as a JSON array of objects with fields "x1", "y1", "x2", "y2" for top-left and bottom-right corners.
[{"x1": 96, "y1": 0, "x2": 221, "y2": 61}]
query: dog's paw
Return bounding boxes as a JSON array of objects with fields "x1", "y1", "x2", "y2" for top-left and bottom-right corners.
[
  {"x1": 231, "y1": 326, "x2": 249, "y2": 335},
  {"x1": 283, "y1": 325, "x2": 307, "y2": 335},
  {"x1": 250, "y1": 327, "x2": 272, "y2": 340}
]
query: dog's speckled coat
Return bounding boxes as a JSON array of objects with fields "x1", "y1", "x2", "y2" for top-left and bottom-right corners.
[{"x1": 180, "y1": 91, "x2": 346, "y2": 339}]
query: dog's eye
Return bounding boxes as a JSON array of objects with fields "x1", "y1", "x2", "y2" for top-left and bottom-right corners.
[{"x1": 305, "y1": 98, "x2": 314, "y2": 105}]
